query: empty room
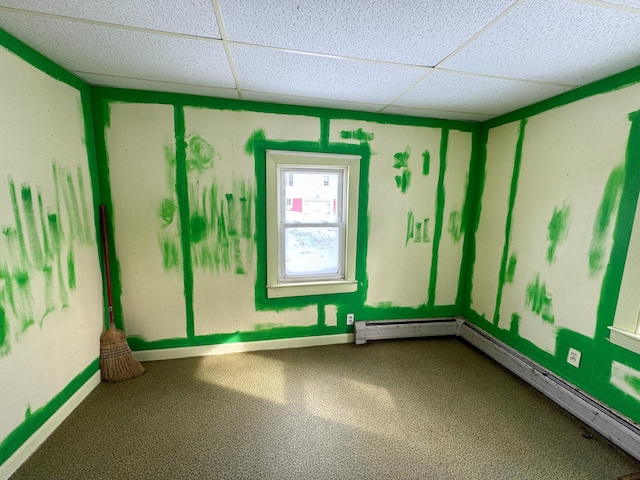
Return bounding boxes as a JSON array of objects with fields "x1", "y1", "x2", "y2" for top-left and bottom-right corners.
[{"x1": 1, "y1": 1, "x2": 640, "y2": 478}]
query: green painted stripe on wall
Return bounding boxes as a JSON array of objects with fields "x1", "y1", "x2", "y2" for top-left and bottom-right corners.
[
  {"x1": 90, "y1": 86, "x2": 478, "y2": 132},
  {"x1": 173, "y1": 106, "x2": 196, "y2": 340},
  {"x1": 0, "y1": 358, "x2": 99, "y2": 466},
  {"x1": 90, "y1": 98, "x2": 125, "y2": 330},
  {"x1": 458, "y1": 127, "x2": 486, "y2": 310},
  {"x1": 0, "y1": 28, "x2": 87, "y2": 91},
  {"x1": 493, "y1": 119, "x2": 527, "y2": 326},
  {"x1": 427, "y1": 128, "x2": 449, "y2": 308},
  {"x1": 486, "y1": 65, "x2": 640, "y2": 129},
  {"x1": 596, "y1": 110, "x2": 640, "y2": 340}
]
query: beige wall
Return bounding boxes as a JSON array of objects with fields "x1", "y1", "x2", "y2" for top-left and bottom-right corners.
[{"x1": 0, "y1": 45, "x2": 101, "y2": 445}]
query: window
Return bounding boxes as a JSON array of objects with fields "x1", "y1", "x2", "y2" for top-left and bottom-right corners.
[{"x1": 266, "y1": 150, "x2": 360, "y2": 298}]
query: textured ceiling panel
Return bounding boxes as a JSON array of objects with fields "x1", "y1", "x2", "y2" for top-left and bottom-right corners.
[
  {"x1": 78, "y1": 72, "x2": 239, "y2": 99},
  {"x1": 240, "y1": 90, "x2": 384, "y2": 112},
  {"x1": 218, "y1": 0, "x2": 515, "y2": 66},
  {"x1": 0, "y1": 0, "x2": 639, "y2": 121},
  {"x1": 445, "y1": 0, "x2": 640, "y2": 84},
  {"x1": 0, "y1": 11, "x2": 235, "y2": 88},
  {"x1": 381, "y1": 105, "x2": 493, "y2": 122},
  {"x1": 231, "y1": 45, "x2": 427, "y2": 104},
  {"x1": 396, "y1": 70, "x2": 573, "y2": 115},
  {"x1": 0, "y1": 0, "x2": 221, "y2": 37}
]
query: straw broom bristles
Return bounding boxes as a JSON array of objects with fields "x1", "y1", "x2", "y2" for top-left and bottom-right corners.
[{"x1": 99, "y1": 325, "x2": 145, "y2": 382}]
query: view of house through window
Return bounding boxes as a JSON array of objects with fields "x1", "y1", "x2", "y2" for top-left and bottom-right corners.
[
  {"x1": 281, "y1": 168, "x2": 344, "y2": 278},
  {"x1": 266, "y1": 150, "x2": 360, "y2": 298}
]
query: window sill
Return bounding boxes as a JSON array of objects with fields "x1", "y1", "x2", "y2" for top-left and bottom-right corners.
[
  {"x1": 267, "y1": 280, "x2": 358, "y2": 299},
  {"x1": 609, "y1": 326, "x2": 640, "y2": 355}
]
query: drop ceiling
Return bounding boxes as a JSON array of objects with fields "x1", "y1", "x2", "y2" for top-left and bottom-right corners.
[{"x1": 1, "y1": 0, "x2": 639, "y2": 122}]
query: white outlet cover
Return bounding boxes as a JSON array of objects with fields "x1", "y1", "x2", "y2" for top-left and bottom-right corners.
[{"x1": 567, "y1": 348, "x2": 582, "y2": 368}]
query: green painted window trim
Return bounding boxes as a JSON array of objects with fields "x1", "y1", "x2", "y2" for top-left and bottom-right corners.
[{"x1": 266, "y1": 150, "x2": 360, "y2": 298}]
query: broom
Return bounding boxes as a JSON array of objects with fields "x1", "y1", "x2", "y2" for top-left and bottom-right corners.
[{"x1": 99, "y1": 204, "x2": 145, "y2": 382}]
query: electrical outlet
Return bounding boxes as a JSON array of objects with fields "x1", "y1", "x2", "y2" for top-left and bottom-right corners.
[
  {"x1": 346, "y1": 313, "x2": 355, "y2": 325},
  {"x1": 567, "y1": 348, "x2": 581, "y2": 368}
]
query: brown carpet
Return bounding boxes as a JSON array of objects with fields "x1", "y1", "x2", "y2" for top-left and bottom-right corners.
[{"x1": 10, "y1": 338, "x2": 640, "y2": 479}]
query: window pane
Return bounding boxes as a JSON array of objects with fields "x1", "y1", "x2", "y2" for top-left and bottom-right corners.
[
  {"x1": 283, "y1": 170, "x2": 341, "y2": 223},
  {"x1": 285, "y1": 227, "x2": 340, "y2": 276}
]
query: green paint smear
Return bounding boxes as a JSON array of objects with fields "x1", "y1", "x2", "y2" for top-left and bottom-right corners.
[
  {"x1": 186, "y1": 135, "x2": 215, "y2": 173},
  {"x1": 447, "y1": 210, "x2": 463, "y2": 243},
  {"x1": 505, "y1": 254, "x2": 517, "y2": 284},
  {"x1": 253, "y1": 322, "x2": 286, "y2": 331},
  {"x1": 244, "y1": 128, "x2": 266, "y2": 155},
  {"x1": 48, "y1": 213, "x2": 69, "y2": 309},
  {"x1": 547, "y1": 202, "x2": 571, "y2": 264},
  {"x1": 405, "y1": 210, "x2": 414, "y2": 246},
  {"x1": 422, "y1": 150, "x2": 430, "y2": 175},
  {"x1": 625, "y1": 374, "x2": 640, "y2": 395},
  {"x1": 190, "y1": 214, "x2": 208, "y2": 243},
  {"x1": 422, "y1": 218, "x2": 430, "y2": 242},
  {"x1": 395, "y1": 169, "x2": 411, "y2": 193},
  {"x1": 190, "y1": 181, "x2": 254, "y2": 274},
  {"x1": 21, "y1": 185, "x2": 44, "y2": 269},
  {"x1": 9, "y1": 179, "x2": 28, "y2": 264},
  {"x1": 589, "y1": 164, "x2": 625, "y2": 276},
  {"x1": 160, "y1": 132, "x2": 255, "y2": 276},
  {"x1": 0, "y1": 305, "x2": 8, "y2": 356},
  {"x1": 160, "y1": 237, "x2": 181, "y2": 270},
  {"x1": 65, "y1": 170, "x2": 83, "y2": 242},
  {"x1": 77, "y1": 167, "x2": 92, "y2": 243},
  {"x1": 393, "y1": 148, "x2": 410, "y2": 169},
  {"x1": 414, "y1": 222, "x2": 423, "y2": 243},
  {"x1": 510, "y1": 313, "x2": 520, "y2": 335},
  {"x1": 158, "y1": 198, "x2": 177, "y2": 227},
  {"x1": 67, "y1": 248, "x2": 76, "y2": 290},
  {"x1": 340, "y1": 128, "x2": 374, "y2": 142},
  {"x1": 37, "y1": 191, "x2": 52, "y2": 262},
  {"x1": 0, "y1": 162, "x2": 90, "y2": 356},
  {"x1": 525, "y1": 274, "x2": 554, "y2": 323}
]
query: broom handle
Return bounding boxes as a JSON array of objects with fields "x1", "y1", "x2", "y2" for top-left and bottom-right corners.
[{"x1": 99, "y1": 205, "x2": 116, "y2": 328}]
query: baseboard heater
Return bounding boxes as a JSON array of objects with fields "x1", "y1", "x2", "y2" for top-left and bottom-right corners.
[
  {"x1": 354, "y1": 317, "x2": 461, "y2": 345},
  {"x1": 354, "y1": 317, "x2": 640, "y2": 461}
]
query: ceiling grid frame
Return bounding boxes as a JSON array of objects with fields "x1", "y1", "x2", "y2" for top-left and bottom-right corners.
[{"x1": 0, "y1": 0, "x2": 637, "y2": 121}]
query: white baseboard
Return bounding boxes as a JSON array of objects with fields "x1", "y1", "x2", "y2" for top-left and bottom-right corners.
[
  {"x1": 459, "y1": 322, "x2": 640, "y2": 461},
  {"x1": 133, "y1": 333, "x2": 354, "y2": 362},
  {"x1": 0, "y1": 371, "x2": 101, "y2": 480}
]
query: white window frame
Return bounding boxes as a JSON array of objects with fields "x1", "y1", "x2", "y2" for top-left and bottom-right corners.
[
  {"x1": 609, "y1": 196, "x2": 640, "y2": 354},
  {"x1": 266, "y1": 150, "x2": 360, "y2": 298}
]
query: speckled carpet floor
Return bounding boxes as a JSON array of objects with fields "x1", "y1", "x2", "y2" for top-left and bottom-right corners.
[{"x1": 10, "y1": 338, "x2": 640, "y2": 479}]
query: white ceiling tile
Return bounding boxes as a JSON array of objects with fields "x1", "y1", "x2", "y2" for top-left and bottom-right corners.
[
  {"x1": 445, "y1": 0, "x2": 640, "y2": 84},
  {"x1": 218, "y1": 0, "x2": 515, "y2": 66},
  {"x1": 0, "y1": 11, "x2": 235, "y2": 88},
  {"x1": 396, "y1": 70, "x2": 573, "y2": 116},
  {"x1": 231, "y1": 45, "x2": 427, "y2": 104},
  {"x1": 241, "y1": 90, "x2": 384, "y2": 112},
  {"x1": 380, "y1": 105, "x2": 493, "y2": 122},
  {"x1": 0, "y1": 0, "x2": 220, "y2": 37},
  {"x1": 77, "y1": 72, "x2": 239, "y2": 99}
]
